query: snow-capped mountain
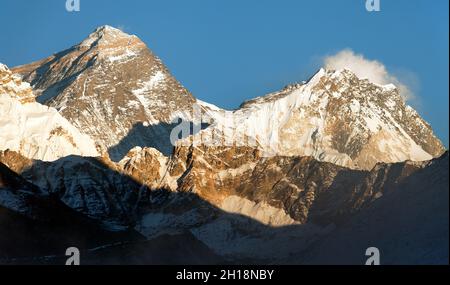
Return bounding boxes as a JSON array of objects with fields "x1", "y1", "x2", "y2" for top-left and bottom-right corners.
[
  {"x1": 2, "y1": 25, "x2": 447, "y2": 264},
  {"x1": 0, "y1": 159, "x2": 145, "y2": 262},
  {"x1": 2, "y1": 143, "x2": 446, "y2": 264},
  {"x1": 0, "y1": 64, "x2": 34, "y2": 104},
  {"x1": 299, "y1": 152, "x2": 449, "y2": 265},
  {"x1": 110, "y1": 144, "x2": 450, "y2": 263},
  {"x1": 13, "y1": 26, "x2": 444, "y2": 169},
  {"x1": 194, "y1": 68, "x2": 445, "y2": 170},
  {"x1": 0, "y1": 64, "x2": 99, "y2": 161},
  {"x1": 13, "y1": 25, "x2": 196, "y2": 161}
]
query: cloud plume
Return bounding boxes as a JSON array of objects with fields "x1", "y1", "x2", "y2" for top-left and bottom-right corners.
[{"x1": 323, "y1": 49, "x2": 415, "y2": 101}]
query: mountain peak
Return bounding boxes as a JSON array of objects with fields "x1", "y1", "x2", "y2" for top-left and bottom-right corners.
[
  {"x1": 0, "y1": 63, "x2": 34, "y2": 104},
  {"x1": 316, "y1": 68, "x2": 363, "y2": 82},
  {"x1": 0, "y1": 63, "x2": 8, "y2": 72},
  {"x1": 11, "y1": 26, "x2": 196, "y2": 161},
  {"x1": 96, "y1": 25, "x2": 122, "y2": 32},
  {"x1": 93, "y1": 25, "x2": 130, "y2": 38},
  {"x1": 0, "y1": 63, "x2": 99, "y2": 161},
  {"x1": 318, "y1": 68, "x2": 400, "y2": 91},
  {"x1": 198, "y1": 65, "x2": 444, "y2": 169},
  {"x1": 79, "y1": 25, "x2": 140, "y2": 49}
]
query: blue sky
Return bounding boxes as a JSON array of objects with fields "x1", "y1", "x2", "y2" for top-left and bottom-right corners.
[{"x1": 0, "y1": 0, "x2": 448, "y2": 145}]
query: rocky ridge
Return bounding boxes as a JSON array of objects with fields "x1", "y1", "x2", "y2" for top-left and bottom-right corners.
[
  {"x1": 0, "y1": 64, "x2": 99, "y2": 161},
  {"x1": 13, "y1": 26, "x2": 196, "y2": 160}
]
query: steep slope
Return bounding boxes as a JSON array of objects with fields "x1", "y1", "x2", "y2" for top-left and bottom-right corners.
[
  {"x1": 124, "y1": 147, "x2": 448, "y2": 263},
  {"x1": 0, "y1": 161, "x2": 143, "y2": 262},
  {"x1": 0, "y1": 161, "x2": 42, "y2": 217},
  {"x1": 0, "y1": 64, "x2": 99, "y2": 161},
  {"x1": 0, "y1": 63, "x2": 34, "y2": 103},
  {"x1": 37, "y1": 231, "x2": 223, "y2": 265},
  {"x1": 4, "y1": 25, "x2": 446, "y2": 264},
  {"x1": 0, "y1": 149, "x2": 157, "y2": 231},
  {"x1": 13, "y1": 27, "x2": 444, "y2": 168},
  {"x1": 194, "y1": 69, "x2": 444, "y2": 170},
  {"x1": 1, "y1": 145, "x2": 447, "y2": 263},
  {"x1": 122, "y1": 145, "x2": 436, "y2": 227},
  {"x1": 20, "y1": 155, "x2": 147, "y2": 230},
  {"x1": 13, "y1": 25, "x2": 196, "y2": 160},
  {"x1": 0, "y1": 149, "x2": 152, "y2": 233},
  {"x1": 298, "y1": 152, "x2": 449, "y2": 265}
]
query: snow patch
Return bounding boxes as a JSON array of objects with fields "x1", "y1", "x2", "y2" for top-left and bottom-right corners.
[{"x1": 221, "y1": 195, "x2": 299, "y2": 226}]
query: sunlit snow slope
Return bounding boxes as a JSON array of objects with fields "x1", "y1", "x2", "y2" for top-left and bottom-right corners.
[
  {"x1": 0, "y1": 64, "x2": 99, "y2": 161},
  {"x1": 195, "y1": 68, "x2": 445, "y2": 170}
]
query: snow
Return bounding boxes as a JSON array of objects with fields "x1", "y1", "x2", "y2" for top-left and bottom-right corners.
[
  {"x1": 132, "y1": 71, "x2": 165, "y2": 97},
  {"x1": 0, "y1": 95, "x2": 99, "y2": 161},
  {"x1": 196, "y1": 99, "x2": 224, "y2": 112},
  {"x1": 349, "y1": 99, "x2": 361, "y2": 113},
  {"x1": 0, "y1": 63, "x2": 8, "y2": 72},
  {"x1": 135, "y1": 195, "x2": 329, "y2": 262},
  {"x1": 300, "y1": 154, "x2": 449, "y2": 264},
  {"x1": 130, "y1": 71, "x2": 167, "y2": 117},
  {"x1": 220, "y1": 195, "x2": 299, "y2": 226},
  {"x1": 181, "y1": 68, "x2": 437, "y2": 170},
  {"x1": 79, "y1": 25, "x2": 135, "y2": 48},
  {"x1": 189, "y1": 210, "x2": 331, "y2": 261},
  {"x1": 217, "y1": 162, "x2": 256, "y2": 179},
  {"x1": 126, "y1": 100, "x2": 140, "y2": 109},
  {"x1": 363, "y1": 115, "x2": 381, "y2": 132},
  {"x1": 107, "y1": 49, "x2": 138, "y2": 63},
  {"x1": 137, "y1": 209, "x2": 203, "y2": 237},
  {"x1": 0, "y1": 190, "x2": 28, "y2": 214},
  {"x1": 382, "y1": 83, "x2": 397, "y2": 91}
]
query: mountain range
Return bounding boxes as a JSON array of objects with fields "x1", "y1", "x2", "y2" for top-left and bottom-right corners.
[{"x1": 0, "y1": 25, "x2": 448, "y2": 265}]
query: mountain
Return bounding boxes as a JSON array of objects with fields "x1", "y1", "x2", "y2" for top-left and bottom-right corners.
[
  {"x1": 194, "y1": 68, "x2": 445, "y2": 170},
  {"x1": 0, "y1": 160, "x2": 143, "y2": 262},
  {"x1": 117, "y1": 146, "x2": 450, "y2": 263},
  {"x1": 13, "y1": 26, "x2": 444, "y2": 168},
  {"x1": 2, "y1": 25, "x2": 447, "y2": 264},
  {"x1": 298, "y1": 152, "x2": 449, "y2": 265},
  {"x1": 0, "y1": 64, "x2": 99, "y2": 161},
  {"x1": 0, "y1": 150, "x2": 448, "y2": 264},
  {"x1": 119, "y1": 143, "x2": 444, "y2": 227},
  {"x1": 1, "y1": 131, "x2": 448, "y2": 264},
  {"x1": 0, "y1": 63, "x2": 34, "y2": 104},
  {"x1": 13, "y1": 25, "x2": 196, "y2": 161},
  {"x1": 0, "y1": 149, "x2": 145, "y2": 230}
]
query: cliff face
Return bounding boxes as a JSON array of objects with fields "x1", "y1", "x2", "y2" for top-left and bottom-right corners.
[
  {"x1": 13, "y1": 26, "x2": 195, "y2": 161},
  {"x1": 1, "y1": 25, "x2": 447, "y2": 264},
  {"x1": 0, "y1": 65, "x2": 99, "y2": 161},
  {"x1": 13, "y1": 27, "x2": 444, "y2": 168},
  {"x1": 193, "y1": 69, "x2": 445, "y2": 170}
]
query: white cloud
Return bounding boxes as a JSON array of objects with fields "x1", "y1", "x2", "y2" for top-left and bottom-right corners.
[
  {"x1": 116, "y1": 24, "x2": 128, "y2": 33},
  {"x1": 323, "y1": 49, "x2": 416, "y2": 101}
]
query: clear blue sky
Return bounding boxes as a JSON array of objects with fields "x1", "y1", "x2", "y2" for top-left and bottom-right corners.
[{"x1": 0, "y1": 0, "x2": 448, "y2": 146}]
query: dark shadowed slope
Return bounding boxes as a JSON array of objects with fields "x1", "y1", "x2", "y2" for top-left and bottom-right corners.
[
  {"x1": 297, "y1": 152, "x2": 449, "y2": 265},
  {"x1": 0, "y1": 162, "x2": 143, "y2": 262},
  {"x1": 1, "y1": 151, "x2": 448, "y2": 264}
]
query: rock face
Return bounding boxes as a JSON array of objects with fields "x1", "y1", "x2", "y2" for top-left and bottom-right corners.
[
  {"x1": 20, "y1": 155, "x2": 146, "y2": 230},
  {"x1": 0, "y1": 160, "x2": 144, "y2": 262},
  {"x1": 117, "y1": 147, "x2": 449, "y2": 263},
  {"x1": 13, "y1": 26, "x2": 444, "y2": 167},
  {"x1": 0, "y1": 64, "x2": 99, "y2": 161},
  {"x1": 118, "y1": 145, "x2": 445, "y2": 228},
  {"x1": 298, "y1": 152, "x2": 449, "y2": 265},
  {"x1": 2, "y1": 25, "x2": 447, "y2": 264},
  {"x1": 194, "y1": 69, "x2": 445, "y2": 170},
  {"x1": 0, "y1": 63, "x2": 35, "y2": 104},
  {"x1": 13, "y1": 26, "x2": 196, "y2": 161},
  {"x1": 0, "y1": 142, "x2": 448, "y2": 264}
]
